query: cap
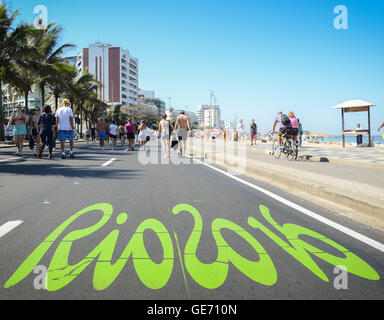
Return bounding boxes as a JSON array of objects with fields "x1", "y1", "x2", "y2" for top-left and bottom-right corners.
[{"x1": 62, "y1": 99, "x2": 70, "y2": 105}]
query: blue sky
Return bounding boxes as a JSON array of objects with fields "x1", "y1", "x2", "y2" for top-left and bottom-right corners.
[{"x1": 8, "y1": 0, "x2": 384, "y2": 134}]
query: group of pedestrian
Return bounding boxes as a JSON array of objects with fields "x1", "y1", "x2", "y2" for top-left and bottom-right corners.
[
  {"x1": 6, "y1": 99, "x2": 75, "y2": 159},
  {"x1": 94, "y1": 117, "x2": 157, "y2": 152},
  {"x1": 158, "y1": 111, "x2": 192, "y2": 157}
]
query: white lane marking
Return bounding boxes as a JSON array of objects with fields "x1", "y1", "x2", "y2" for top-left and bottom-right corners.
[
  {"x1": 101, "y1": 158, "x2": 116, "y2": 167},
  {"x1": 0, "y1": 157, "x2": 21, "y2": 163},
  {"x1": 192, "y1": 158, "x2": 384, "y2": 253},
  {"x1": 0, "y1": 221, "x2": 23, "y2": 238}
]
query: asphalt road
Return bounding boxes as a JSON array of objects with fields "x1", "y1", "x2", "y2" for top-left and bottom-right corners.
[{"x1": 0, "y1": 142, "x2": 383, "y2": 300}]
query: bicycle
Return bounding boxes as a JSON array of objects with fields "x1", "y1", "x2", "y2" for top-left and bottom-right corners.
[{"x1": 272, "y1": 132, "x2": 299, "y2": 161}]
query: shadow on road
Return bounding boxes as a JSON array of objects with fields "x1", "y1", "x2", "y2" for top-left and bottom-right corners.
[{"x1": 0, "y1": 162, "x2": 142, "y2": 180}]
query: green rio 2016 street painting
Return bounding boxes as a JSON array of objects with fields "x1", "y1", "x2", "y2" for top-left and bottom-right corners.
[{"x1": 4, "y1": 203, "x2": 380, "y2": 291}]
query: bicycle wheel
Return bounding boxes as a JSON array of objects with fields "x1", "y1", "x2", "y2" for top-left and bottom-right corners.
[
  {"x1": 284, "y1": 139, "x2": 294, "y2": 160},
  {"x1": 286, "y1": 140, "x2": 298, "y2": 161},
  {"x1": 272, "y1": 139, "x2": 281, "y2": 159}
]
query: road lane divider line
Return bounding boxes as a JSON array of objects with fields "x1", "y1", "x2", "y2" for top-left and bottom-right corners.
[
  {"x1": 192, "y1": 157, "x2": 384, "y2": 253},
  {"x1": 101, "y1": 158, "x2": 116, "y2": 167},
  {"x1": 0, "y1": 157, "x2": 22, "y2": 163},
  {"x1": 0, "y1": 221, "x2": 23, "y2": 239}
]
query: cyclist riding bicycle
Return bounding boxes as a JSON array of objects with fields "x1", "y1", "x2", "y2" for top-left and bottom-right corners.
[
  {"x1": 288, "y1": 111, "x2": 299, "y2": 145},
  {"x1": 271, "y1": 111, "x2": 292, "y2": 151}
]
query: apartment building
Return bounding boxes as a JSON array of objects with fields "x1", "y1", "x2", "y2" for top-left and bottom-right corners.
[
  {"x1": 1, "y1": 84, "x2": 42, "y2": 118},
  {"x1": 77, "y1": 42, "x2": 139, "y2": 107},
  {"x1": 197, "y1": 104, "x2": 221, "y2": 129},
  {"x1": 138, "y1": 90, "x2": 166, "y2": 115}
]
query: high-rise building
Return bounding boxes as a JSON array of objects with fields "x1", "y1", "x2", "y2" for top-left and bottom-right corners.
[
  {"x1": 138, "y1": 90, "x2": 166, "y2": 115},
  {"x1": 77, "y1": 42, "x2": 139, "y2": 107},
  {"x1": 197, "y1": 104, "x2": 221, "y2": 129}
]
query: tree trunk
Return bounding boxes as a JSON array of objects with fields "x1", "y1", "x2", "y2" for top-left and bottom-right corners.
[
  {"x1": 25, "y1": 93, "x2": 29, "y2": 139},
  {"x1": 54, "y1": 94, "x2": 58, "y2": 113},
  {"x1": 41, "y1": 82, "x2": 45, "y2": 107},
  {"x1": 0, "y1": 78, "x2": 5, "y2": 141},
  {"x1": 80, "y1": 103, "x2": 83, "y2": 137}
]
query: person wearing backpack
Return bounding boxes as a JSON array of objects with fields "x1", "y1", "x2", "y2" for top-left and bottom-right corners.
[{"x1": 271, "y1": 111, "x2": 292, "y2": 151}]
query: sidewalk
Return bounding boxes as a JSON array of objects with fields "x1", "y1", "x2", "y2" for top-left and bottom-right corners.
[
  {"x1": 254, "y1": 141, "x2": 384, "y2": 168},
  {"x1": 187, "y1": 139, "x2": 384, "y2": 231}
]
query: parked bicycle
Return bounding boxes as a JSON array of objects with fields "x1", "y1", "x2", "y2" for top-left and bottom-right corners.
[{"x1": 272, "y1": 132, "x2": 299, "y2": 161}]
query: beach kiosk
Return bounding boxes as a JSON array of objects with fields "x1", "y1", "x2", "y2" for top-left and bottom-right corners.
[{"x1": 331, "y1": 100, "x2": 376, "y2": 147}]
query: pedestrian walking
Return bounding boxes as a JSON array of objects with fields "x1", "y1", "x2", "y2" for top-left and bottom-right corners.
[
  {"x1": 297, "y1": 119, "x2": 303, "y2": 147},
  {"x1": 158, "y1": 114, "x2": 171, "y2": 158},
  {"x1": 237, "y1": 120, "x2": 246, "y2": 143},
  {"x1": 85, "y1": 128, "x2": 90, "y2": 144},
  {"x1": 109, "y1": 121, "x2": 118, "y2": 150},
  {"x1": 7, "y1": 105, "x2": 28, "y2": 157},
  {"x1": 105, "y1": 122, "x2": 110, "y2": 146},
  {"x1": 56, "y1": 99, "x2": 75, "y2": 159},
  {"x1": 118, "y1": 125, "x2": 126, "y2": 146},
  {"x1": 96, "y1": 118, "x2": 107, "y2": 150},
  {"x1": 174, "y1": 111, "x2": 191, "y2": 156},
  {"x1": 30, "y1": 107, "x2": 41, "y2": 157},
  {"x1": 91, "y1": 125, "x2": 96, "y2": 141},
  {"x1": 250, "y1": 120, "x2": 257, "y2": 146},
  {"x1": 38, "y1": 105, "x2": 56, "y2": 159},
  {"x1": 170, "y1": 121, "x2": 178, "y2": 151},
  {"x1": 138, "y1": 120, "x2": 148, "y2": 150},
  {"x1": 125, "y1": 119, "x2": 136, "y2": 151}
]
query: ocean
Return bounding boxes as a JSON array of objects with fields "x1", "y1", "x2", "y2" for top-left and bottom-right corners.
[{"x1": 314, "y1": 135, "x2": 384, "y2": 145}]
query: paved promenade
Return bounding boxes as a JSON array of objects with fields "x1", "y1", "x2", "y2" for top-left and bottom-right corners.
[{"x1": 187, "y1": 138, "x2": 384, "y2": 231}]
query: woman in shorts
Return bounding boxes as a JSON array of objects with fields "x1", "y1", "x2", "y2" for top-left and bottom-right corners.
[
  {"x1": 158, "y1": 114, "x2": 171, "y2": 157},
  {"x1": 7, "y1": 105, "x2": 28, "y2": 157},
  {"x1": 288, "y1": 112, "x2": 299, "y2": 144},
  {"x1": 109, "y1": 121, "x2": 118, "y2": 150},
  {"x1": 138, "y1": 120, "x2": 148, "y2": 150}
]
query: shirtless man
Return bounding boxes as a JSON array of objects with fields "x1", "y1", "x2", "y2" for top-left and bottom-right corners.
[
  {"x1": 97, "y1": 118, "x2": 108, "y2": 150},
  {"x1": 174, "y1": 111, "x2": 191, "y2": 156}
]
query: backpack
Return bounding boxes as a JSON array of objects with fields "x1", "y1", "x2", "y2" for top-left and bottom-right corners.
[{"x1": 281, "y1": 114, "x2": 292, "y2": 127}]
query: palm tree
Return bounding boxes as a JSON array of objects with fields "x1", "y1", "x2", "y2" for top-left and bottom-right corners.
[
  {"x1": 0, "y1": 5, "x2": 33, "y2": 140},
  {"x1": 46, "y1": 62, "x2": 77, "y2": 112},
  {"x1": 83, "y1": 93, "x2": 109, "y2": 129},
  {"x1": 34, "y1": 23, "x2": 75, "y2": 106},
  {"x1": 66, "y1": 70, "x2": 101, "y2": 135}
]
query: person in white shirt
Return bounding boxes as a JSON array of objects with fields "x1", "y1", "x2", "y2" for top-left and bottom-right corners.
[
  {"x1": 109, "y1": 121, "x2": 118, "y2": 150},
  {"x1": 56, "y1": 99, "x2": 75, "y2": 159},
  {"x1": 237, "y1": 120, "x2": 246, "y2": 143}
]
